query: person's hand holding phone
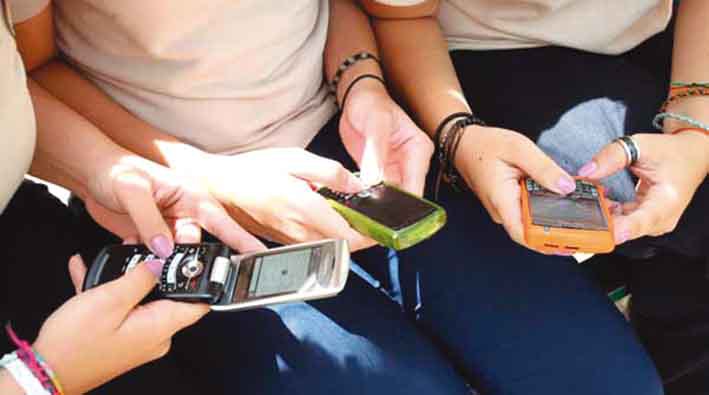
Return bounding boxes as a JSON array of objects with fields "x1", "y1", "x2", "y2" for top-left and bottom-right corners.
[
  {"x1": 578, "y1": 131, "x2": 708, "y2": 244},
  {"x1": 454, "y1": 126, "x2": 577, "y2": 250},
  {"x1": 30, "y1": 255, "x2": 208, "y2": 395},
  {"x1": 339, "y1": 77, "x2": 434, "y2": 195},
  {"x1": 192, "y1": 148, "x2": 375, "y2": 251}
]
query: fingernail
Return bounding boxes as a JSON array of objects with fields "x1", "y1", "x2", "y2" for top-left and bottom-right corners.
[
  {"x1": 557, "y1": 177, "x2": 576, "y2": 194},
  {"x1": 150, "y1": 235, "x2": 174, "y2": 259},
  {"x1": 578, "y1": 162, "x2": 597, "y2": 177},
  {"x1": 144, "y1": 259, "x2": 165, "y2": 278}
]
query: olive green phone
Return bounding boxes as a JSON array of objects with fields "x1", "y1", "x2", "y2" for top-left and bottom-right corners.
[{"x1": 318, "y1": 182, "x2": 447, "y2": 250}]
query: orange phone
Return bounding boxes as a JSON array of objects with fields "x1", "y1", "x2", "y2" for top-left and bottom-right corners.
[{"x1": 520, "y1": 178, "x2": 615, "y2": 254}]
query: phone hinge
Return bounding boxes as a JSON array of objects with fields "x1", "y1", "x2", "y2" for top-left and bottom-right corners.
[{"x1": 210, "y1": 256, "x2": 231, "y2": 285}]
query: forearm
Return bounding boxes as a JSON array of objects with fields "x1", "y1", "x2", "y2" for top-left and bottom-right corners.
[
  {"x1": 0, "y1": 369, "x2": 25, "y2": 395},
  {"x1": 28, "y1": 79, "x2": 129, "y2": 199},
  {"x1": 325, "y1": 0, "x2": 387, "y2": 104},
  {"x1": 371, "y1": 16, "x2": 470, "y2": 137},
  {"x1": 667, "y1": 0, "x2": 709, "y2": 171},
  {"x1": 30, "y1": 60, "x2": 207, "y2": 171}
]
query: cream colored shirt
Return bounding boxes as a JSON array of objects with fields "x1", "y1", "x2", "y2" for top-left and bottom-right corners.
[
  {"x1": 440, "y1": 0, "x2": 672, "y2": 54},
  {"x1": 376, "y1": 0, "x2": 672, "y2": 55},
  {"x1": 0, "y1": 0, "x2": 46, "y2": 212},
  {"x1": 55, "y1": 0, "x2": 336, "y2": 155}
]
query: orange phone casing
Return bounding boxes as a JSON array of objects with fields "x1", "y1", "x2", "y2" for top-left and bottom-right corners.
[{"x1": 520, "y1": 178, "x2": 615, "y2": 254}]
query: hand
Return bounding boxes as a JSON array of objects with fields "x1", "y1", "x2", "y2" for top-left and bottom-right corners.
[
  {"x1": 33, "y1": 255, "x2": 208, "y2": 395},
  {"x1": 339, "y1": 79, "x2": 434, "y2": 195},
  {"x1": 578, "y1": 131, "x2": 709, "y2": 244},
  {"x1": 455, "y1": 126, "x2": 577, "y2": 251},
  {"x1": 83, "y1": 154, "x2": 265, "y2": 257},
  {"x1": 194, "y1": 148, "x2": 375, "y2": 251}
]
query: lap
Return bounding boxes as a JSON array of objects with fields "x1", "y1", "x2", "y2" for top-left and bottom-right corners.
[{"x1": 397, "y1": 176, "x2": 662, "y2": 395}]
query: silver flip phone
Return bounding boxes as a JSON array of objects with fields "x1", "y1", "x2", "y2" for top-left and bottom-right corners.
[{"x1": 83, "y1": 239, "x2": 350, "y2": 312}]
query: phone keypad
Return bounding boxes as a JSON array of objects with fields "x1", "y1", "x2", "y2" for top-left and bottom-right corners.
[{"x1": 526, "y1": 179, "x2": 599, "y2": 199}]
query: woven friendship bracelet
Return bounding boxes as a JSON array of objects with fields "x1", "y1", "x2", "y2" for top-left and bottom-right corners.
[
  {"x1": 5, "y1": 324, "x2": 63, "y2": 395},
  {"x1": 670, "y1": 82, "x2": 709, "y2": 90},
  {"x1": 660, "y1": 87, "x2": 709, "y2": 113},
  {"x1": 653, "y1": 112, "x2": 709, "y2": 131},
  {"x1": 330, "y1": 52, "x2": 381, "y2": 95}
]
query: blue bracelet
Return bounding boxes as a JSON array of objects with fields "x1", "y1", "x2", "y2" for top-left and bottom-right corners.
[{"x1": 653, "y1": 112, "x2": 709, "y2": 131}]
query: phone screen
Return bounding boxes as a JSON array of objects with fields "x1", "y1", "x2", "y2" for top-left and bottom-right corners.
[
  {"x1": 527, "y1": 180, "x2": 608, "y2": 231},
  {"x1": 341, "y1": 184, "x2": 436, "y2": 230},
  {"x1": 248, "y1": 249, "x2": 314, "y2": 297}
]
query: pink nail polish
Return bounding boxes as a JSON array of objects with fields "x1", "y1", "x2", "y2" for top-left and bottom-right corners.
[
  {"x1": 578, "y1": 162, "x2": 597, "y2": 177},
  {"x1": 150, "y1": 235, "x2": 173, "y2": 259},
  {"x1": 144, "y1": 259, "x2": 165, "y2": 277},
  {"x1": 557, "y1": 177, "x2": 576, "y2": 194}
]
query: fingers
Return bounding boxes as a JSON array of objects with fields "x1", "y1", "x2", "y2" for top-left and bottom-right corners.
[
  {"x1": 173, "y1": 218, "x2": 201, "y2": 244},
  {"x1": 68, "y1": 254, "x2": 87, "y2": 294},
  {"x1": 196, "y1": 201, "x2": 267, "y2": 253},
  {"x1": 503, "y1": 139, "x2": 576, "y2": 195},
  {"x1": 98, "y1": 259, "x2": 164, "y2": 318},
  {"x1": 122, "y1": 299, "x2": 209, "y2": 341},
  {"x1": 112, "y1": 171, "x2": 174, "y2": 259},
  {"x1": 612, "y1": 191, "x2": 672, "y2": 244},
  {"x1": 578, "y1": 139, "x2": 631, "y2": 180},
  {"x1": 284, "y1": 149, "x2": 364, "y2": 193},
  {"x1": 488, "y1": 181, "x2": 526, "y2": 245},
  {"x1": 295, "y1": 184, "x2": 365, "y2": 246}
]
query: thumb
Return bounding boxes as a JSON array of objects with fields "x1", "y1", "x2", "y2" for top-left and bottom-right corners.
[
  {"x1": 504, "y1": 139, "x2": 576, "y2": 195},
  {"x1": 124, "y1": 299, "x2": 209, "y2": 339},
  {"x1": 98, "y1": 259, "x2": 164, "y2": 318},
  {"x1": 113, "y1": 171, "x2": 174, "y2": 259},
  {"x1": 284, "y1": 149, "x2": 364, "y2": 193},
  {"x1": 348, "y1": 107, "x2": 393, "y2": 187},
  {"x1": 577, "y1": 139, "x2": 629, "y2": 180},
  {"x1": 68, "y1": 254, "x2": 88, "y2": 294}
]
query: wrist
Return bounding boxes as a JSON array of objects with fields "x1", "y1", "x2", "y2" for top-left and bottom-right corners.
[
  {"x1": 0, "y1": 368, "x2": 24, "y2": 395},
  {"x1": 335, "y1": 60, "x2": 384, "y2": 106},
  {"x1": 662, "y1": 97, "x2": 709, "y2": 132},
  {"x1": 452, "y1": 124, "x2": 487, "y2": 173}
]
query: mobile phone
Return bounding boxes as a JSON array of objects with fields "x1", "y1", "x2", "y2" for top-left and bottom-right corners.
[
  {"x1": 318, "y1": 182, "x2": 447, "y2": 250},
  {"x1": 520, "y1": 178, "x2": 615, "y2": 254},
  {"x1": 83, "y1": 239, "x2": 350, "y2": 312}
]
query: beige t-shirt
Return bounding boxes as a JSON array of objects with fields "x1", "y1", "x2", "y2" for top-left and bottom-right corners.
[
  {"x1": 439, "y1": 0, "x2": 672, "y2": 54},
  {"x1": 54, "y1": 0, "x2": 336, "y2": 155},
  {"x1": 375, "y1": 0, "x2": 672, "y2": 54},
  {"x1": 0, "y1": 0, "x2": 46, "y2": 212}
]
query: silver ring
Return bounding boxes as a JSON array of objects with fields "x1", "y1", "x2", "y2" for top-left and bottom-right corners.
[{"x1": 614, "y1": 136, "x2": 640, "y2": 167}]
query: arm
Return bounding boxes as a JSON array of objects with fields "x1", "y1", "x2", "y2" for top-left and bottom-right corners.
[
  {"x1": 359, "y1": 0, "x2": 471, "y2": 137},
  {"x1": 325, "y1": 0, "x2": 434, "y2": 193},
  {"x1": 15, "y1": 5, "x2": 205, "y2": 170},
  {"x1": 0, "y1": 370, "x2": 23, "y2": 395},
  {"x1": 363, "y1": 1, "x2": 575, "y2": 250},
  {"x1": 578, "y1": 1, "x2": 709, "y2": 244},
  {"x1": 664, "y1": 0, "x2": 709, "y2": 170}
]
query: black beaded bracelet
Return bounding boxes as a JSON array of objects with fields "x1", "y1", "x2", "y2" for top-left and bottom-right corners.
[
  {"x1": 434, "y1": 113, "x2": 485, "y2": 199},
  {"x1": 338, "y1": 74, "x2": 386, "y2": 110},
  {"x1": 330, "y1": 52, "x2": 381, "y2": 95}
]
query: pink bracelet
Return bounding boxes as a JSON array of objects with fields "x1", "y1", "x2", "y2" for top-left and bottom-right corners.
[{"x1": 6, "y1": 324, "x2": 63, "y2": 395}]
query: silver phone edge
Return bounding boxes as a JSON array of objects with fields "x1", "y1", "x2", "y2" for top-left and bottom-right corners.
[{"x1": 209, "y1": 239, "x2": 350, "y2": 312}]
